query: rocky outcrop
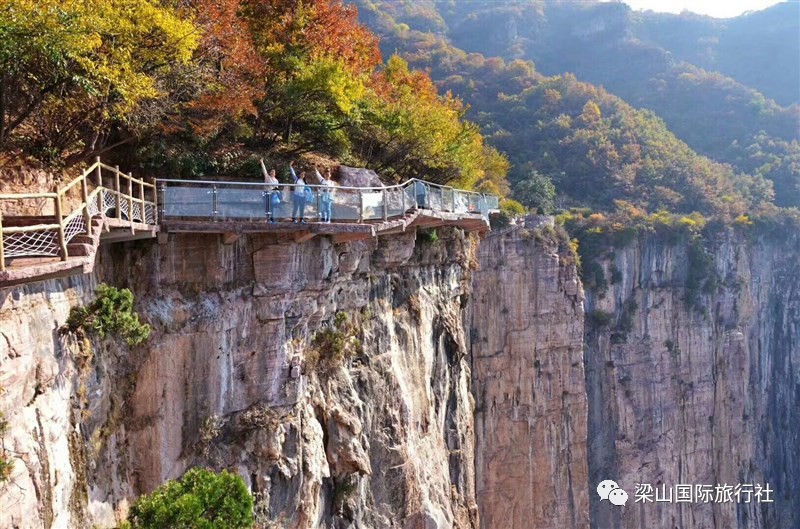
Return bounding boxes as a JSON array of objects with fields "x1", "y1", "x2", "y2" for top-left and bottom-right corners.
[
  {"x1": 584, "y1": 229, "x2": 800, "y2": 529},
  {"x1": 0, "y1": 227, "x2": 480, "y2": 529},
  {"x1": 469, "y1": 226, "x2": 590, "y2": 529}
]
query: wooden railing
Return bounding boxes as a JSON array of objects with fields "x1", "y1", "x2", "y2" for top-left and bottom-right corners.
[{"x1": 0, "y1": 158, "x2": 158, "y2": 271}]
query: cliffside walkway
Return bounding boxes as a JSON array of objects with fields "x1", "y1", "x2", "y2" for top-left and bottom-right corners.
[
  {"x1": 158, "y1": 178, "x2": 498, "y2": 243},
  {"x1": 1, "y1": 161, "x2": 498, "y2": 287},
  {"x1": 1, "y1": 160, "x2": 158, "y2": 287}
]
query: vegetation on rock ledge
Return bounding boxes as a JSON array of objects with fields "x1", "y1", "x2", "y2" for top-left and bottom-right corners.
[{"x1": 63, "y1": 284, "x2": 151, "y2": 346}]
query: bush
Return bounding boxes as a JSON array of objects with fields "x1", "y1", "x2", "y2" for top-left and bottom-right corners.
[
  {"x1": 418, "y1": 228, "x2": 439, "y2": 243},
  {"x1": 308, "y1": 312, "x2": 362, "y2": 371},
  {"x1": 64, "y1": 284, "x2": 151, "y2": 346},
  {"x1": 513, "y1": 171, "x2": 556, "y2": 214},
  {"x1": 0, "y1": 410, "x2": 11, "y2": 483},
  {"x1": 588, "y1": 309, "x2": 614, "y2": 327},
  {"x1": 500, "y1": 198, "x2": 526, "y2": 217},
  {"x1": 128, "y1": 468, "x2": 253, "y2": 529}
]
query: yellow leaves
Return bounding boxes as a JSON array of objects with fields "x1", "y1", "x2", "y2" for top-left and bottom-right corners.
[{"x1": 4, "y1": 0, "x2": 199, "y2": 115}]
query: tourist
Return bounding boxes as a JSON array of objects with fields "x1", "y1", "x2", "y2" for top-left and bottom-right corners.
[
  {"x1": 289, "y1": 161, "x2": 307, "y2": 223},
  {"x1": 260, "y1": 159, "x2": 279, "y2": 222},
  {"x1": 315, "y1": 166, "x2": 334, "y2": 223}
]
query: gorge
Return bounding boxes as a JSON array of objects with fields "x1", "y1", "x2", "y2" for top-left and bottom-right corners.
[{"x1": 1, "y1": 214, "x2": 797, "y2": 529}]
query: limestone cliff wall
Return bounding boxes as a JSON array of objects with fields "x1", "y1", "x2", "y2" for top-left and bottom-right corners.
[
  {"x1": 468, "y1": 226, "x2": 589, "y2": 529},
  {"x1": 0, "y1": 227, "x2": 480, "y2": 529},
  {"x1": 2, "y1": 222, "x2": 798, "y2": 529},
  {"x1": 584, "y1": 230, "x2": 800, "y2": 529}
]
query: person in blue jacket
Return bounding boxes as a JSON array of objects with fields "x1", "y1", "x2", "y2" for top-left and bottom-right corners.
[{"x1": 289, "y1": 161, "x2": 307, "y2": 223}]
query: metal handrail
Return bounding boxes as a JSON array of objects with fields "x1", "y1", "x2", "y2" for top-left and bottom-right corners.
[
  {"x1": 156, "y1": 177, "x2": 492, "y2": 196},
  {"x1": 157, "y1": 176, "x2": 498, "y2": 222}
]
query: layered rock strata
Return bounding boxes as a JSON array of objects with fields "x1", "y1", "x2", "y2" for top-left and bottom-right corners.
[
  {"x1": 0, "y1": 228, "x2": 480, "y2": 529},
  {"x1": 469, "y1": 226, "x2": 590, "y2": 529}
]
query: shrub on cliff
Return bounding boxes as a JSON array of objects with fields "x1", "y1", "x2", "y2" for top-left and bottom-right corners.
[
  {"x1": 0, "y1": 409, "x2": 12, "y2": 483},
  {"x1": 128, "y1": 468, "x2": 253, "y2": 529},
  {"x1": 307, "y1": 312, "x2": 363, "y2": 371},
  {"x1": 63, "y1": 284, "x2": 151, "y2": 346}
]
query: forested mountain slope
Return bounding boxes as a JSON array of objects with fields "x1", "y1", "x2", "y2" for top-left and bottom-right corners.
[{"x1": 354, "y1": 0, "x2": 800, "y2": 209}]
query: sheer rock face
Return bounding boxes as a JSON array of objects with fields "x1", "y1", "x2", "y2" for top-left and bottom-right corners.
[
  {"x1": 2, "y1": 223, "x2": 798, "y2": 529},
  {"x1": 0, "y1": 228, "x2": 479, "y2": 529},
  {"x1": 585, "y1": 231, "x2": 800, "y2": 529},
  {"x1": 468, "y1": 227, "x2": 590, "y2": 529}
]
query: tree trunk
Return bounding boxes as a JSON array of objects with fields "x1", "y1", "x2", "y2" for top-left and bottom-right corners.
[{"x1": 0, "y1": 72, "x2": 6, "y2": 147}]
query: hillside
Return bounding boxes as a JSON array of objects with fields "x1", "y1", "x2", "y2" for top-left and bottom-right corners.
[{"x1": 354, "y1": 0, "x2": 800, "y2": 209}]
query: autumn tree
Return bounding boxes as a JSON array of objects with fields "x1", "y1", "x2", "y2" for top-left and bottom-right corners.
[
  {"x1": 353, "y1": 55, "x2": 508, "y2": 187},
  {"x1": 0, "y1": 0, "x2": 199, "y2": 164}
]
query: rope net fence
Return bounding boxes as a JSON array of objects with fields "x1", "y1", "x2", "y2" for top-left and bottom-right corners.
[{"x1": 2, "y1": 164, "x2": 157, "y2": 266}]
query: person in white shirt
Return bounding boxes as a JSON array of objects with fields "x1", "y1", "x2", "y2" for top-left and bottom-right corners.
[
  {"x1": 315, "y1": 165, "x2": 335, "y2": 223},
  {"x1": 289, "y1": 161, "x2": 307, "y2": 223},
  {"x1": 260, "y1": 159, "x2": 279, "y2": 222}
]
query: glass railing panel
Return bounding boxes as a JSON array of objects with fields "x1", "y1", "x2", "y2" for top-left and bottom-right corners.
[
  {"x1": 331, "y1": 188, "x2": 361, "y2": 221},
  {"x1": 216, "y1": 188, "x2": 267, "y2": 219},
  {"x1": 361, "y1": 191, "x2": 384, "y2": 220},
  {"x1": 163, "y1": 187, "x2": 213, "y2": 217},
  {"x1": 405, "y1": 184, "x2": 417, "y2": 211},
  {"x1": 387, "y1": 188, "x2": 405, "y2": 217}
]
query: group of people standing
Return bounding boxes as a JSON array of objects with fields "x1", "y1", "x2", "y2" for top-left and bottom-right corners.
[{"x1": 260, "y1": 159, "x2": 335, "y2": 223}]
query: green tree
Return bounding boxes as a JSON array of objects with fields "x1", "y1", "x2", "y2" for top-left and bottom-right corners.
[
  {"x1": 0, "y1": 0, "x2": 199, "y2": 162},
  {"x1": 514, "y1": 171, "x2": 556, "y2": 213},
  {"x1": 128, "y1": 468, "x2": 254, "y2": 529},
  {"x1": 64, "y1": 284, "x2": 151, "y2": 346}
]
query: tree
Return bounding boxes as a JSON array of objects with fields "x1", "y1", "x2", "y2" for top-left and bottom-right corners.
[
  {"x1": 0, "y1": 0, "x2": 199, "y2": 163},
  {"x1": 63, "y1": 284, "x2": 151, "y2": 346},
  {"x1": 128, "y1": 468, "x2": 254, "y2": 529},
  {"x1": 352, "y1": 55, "x2": 508, "y2": 187},
  {"x1": 514, "y1": 171, "x2": 556, "y2": 214}
]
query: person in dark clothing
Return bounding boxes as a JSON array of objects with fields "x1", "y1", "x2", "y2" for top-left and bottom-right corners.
[{"x1": 415, "y1": 180, "x2": 428, "y2": 209}]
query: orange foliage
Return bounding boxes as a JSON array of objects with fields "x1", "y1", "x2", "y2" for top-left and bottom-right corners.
[
  {"x1": 179, "y1": 0, "x2": 381, "y2": 137},
  {"x1": 243, "y1": 0, "x2": 381, "y2": 74}
]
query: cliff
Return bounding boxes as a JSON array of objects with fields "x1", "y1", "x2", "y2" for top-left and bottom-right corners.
[
  {"x1": 584, "y1": 228, "x2": 800, "y2": 529},
  {"x1": 468, "y1": 225, "x2": 589, "y2": 529},
  {"x1": 1, "y1": 221, "x2": 798, "y2": 529},
  {"x1": 0, "y1": 227, "x2": 480, "y2": 529}
]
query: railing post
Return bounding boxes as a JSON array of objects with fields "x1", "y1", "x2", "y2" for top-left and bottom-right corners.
[
  {"x1": 0, "y1": 209, "x2": 5, "y2": 271},
  {"x1": 55, "y1": 195, "x2": 68, "y2": 261},
  {"x1": 402, "y1": 185, "x2": 406, "y2": 214},
  {"x1": 212, "y1": 185, "x2": 218, "y2": 220},
  {"x1": 95, "y1": 157, "x2": 102, "y2": 188},
  {"x1": 382, "y1": 189, "x2": 388, "y2": 221},
  {"x1": 152, "y1": 179, "x2": 158, "y2": 224},
  {"x1": 128, "y1": 173, "x2": 135, "y2": 234},
  {"x1": 159, "y1": 181, "x2": 167, "y2": 220},
  {"x1": 317, "y1": 187, "x2": 321, "y2": 222},
  {"x1": 139, "y1": 176, "x2": 145, "y2": 222},
  {"x1": 358, "y1": 189, "x2": 364, "y2": 223},
  {"x1": 114, "y1": 166, "x2": 122, "y2": 221},
  {"x1": 95, "y1": 157, "x2": 104, "y2": 218},
  {"x1": 81, "y1": 173, "x2": 92, "y2": 236}
]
